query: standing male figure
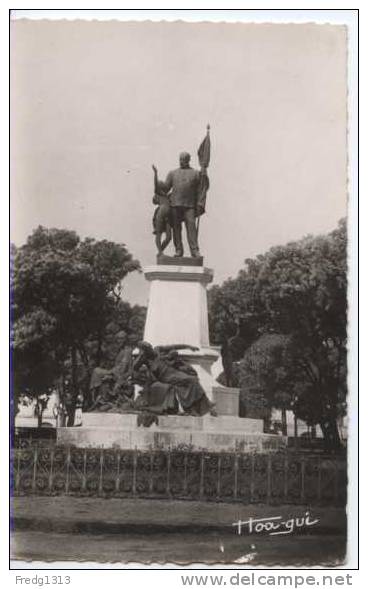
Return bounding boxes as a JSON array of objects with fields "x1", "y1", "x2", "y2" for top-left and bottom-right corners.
[{"x1": 163, "y1": 152, "x2": 201, "y2": 258}]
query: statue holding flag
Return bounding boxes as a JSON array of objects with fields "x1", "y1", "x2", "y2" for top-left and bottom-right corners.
[
  {"x1": 196, "y1": 124, "x2": 211, "y2": 219},
  {"x1": 152, "y1": 125, "x2": 211, "y2": 259}
]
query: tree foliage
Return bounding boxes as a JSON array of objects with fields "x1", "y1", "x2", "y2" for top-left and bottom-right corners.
[
  {"x1": 240, "y1": 334, "x2": 293, "y2": 419},
  {"x1": 11, "y1": 226, "x2": 144, "y2": 404},
  {"x1": 208, "y1": 219, "x2": 347, "y2": 447}
]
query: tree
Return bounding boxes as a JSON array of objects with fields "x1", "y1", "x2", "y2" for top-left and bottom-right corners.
[
  {"x1": 208, "y1": 271, "x2": 263, "y2": 356},
  {"x1": 254, "y1": 220, "x2": 347, "y2": 448},
  {"x1": 240, "y1": 334, "x2": 294, "y2": 434},
  {"x1": 95, "y1": 300, "x2": 146, "y2": 367},
  {"x1": 208, "y1": 219, "x2": 347, "y2": 449},
  {"x1": 11, "y1": 226, "x2": 142, "y2": 419}
]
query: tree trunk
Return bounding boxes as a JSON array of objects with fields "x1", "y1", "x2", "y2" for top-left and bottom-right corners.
[
  {"x1": 281, "y1": 407, "x2": 288, "y2": 436},
  {"x1": 319, "y1": 418, "x2": 341, "y2": 451},
  {"x1": 68, "y1": 345, "x2": 78, "y2": 427},
  {"x1": 263, "y1": 409, "x2": 272, "y2": 433},
  {"x1": 71, "y1": 345, "x2": 78, "y2": 395},
  {"x1": 293, "y1": 413, "x2": 299, "y2": 450},
  {"x1": 77, "y1": 343, "x2": 90, "y2": 371},
  {"x1": 77, "y1": 343, "x2": 92, "y2": 409},
  {"x1": 329, "y1": 418, "x2": 342, "y2": 449},
  {"x1": 294, "y1": 413, "x2": 298, "y2": 438},
  {"x1": 37, "y1": 404, "x2": 43, "y2": 428},
  {"x1": 96, "y1": 328, "x2": 103, "y2": 367},
  {"x1": 221, "y1": 340, "x2": 233, "y2": 387}
]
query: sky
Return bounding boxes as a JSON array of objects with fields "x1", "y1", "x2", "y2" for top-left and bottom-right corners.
[{"x1": 11, "y1": 19, "x2": 347, "y2": 306}]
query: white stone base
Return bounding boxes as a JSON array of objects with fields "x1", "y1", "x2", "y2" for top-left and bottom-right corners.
[
  {"x1": 57, "y1": 413, "x2": 286, "y2": 453},
  {"x1": 142, "y1": 263, "x2": 240, "y2": 416},
  {"x1": 81, "y1": 413, "x2": 262, "y2": 432},
  {"x1": 143, "y1": 265, "x2": 213, "y2": 349}
]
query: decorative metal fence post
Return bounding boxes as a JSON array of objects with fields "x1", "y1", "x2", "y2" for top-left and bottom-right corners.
[
  {"x1": 15, "y1": 450, "x2": 21, "y2": 493},
  {"x1": 65, "y1": 447, "x2": 71, "y2": 494},
  {"x1": 317, "y1": 456, "x2": 322, "y2": 503},
  {"x1": 48, "y1": 449, "x2": 54, "y2": 493},
  {"x1": 334, "y1": 460, "x2": 339, "y2": 504},
  {"x1": 132, "y1": 449, "x2": 137, "y2": 496},
  {"x1": 183, "y1": 453, "x2": 188, "y2": 495},
  {"x1": 199, "y1": 452, "x2": 205, "y2": 500},
  {"x1": 98, "y1": 449, "x2": 104, "y2": 495},
  {"x1": 283, "y1": 453, "x2": 288, "y2": 501},
  {"x1": 250, "y1": 453, "x2": 255, "y2": 503},
  {"x1": 267, "y1": 453, "x2": 272, "y2": 503},
  {"x1": 115, "y1": 450, "x2": 121, "y2": 494},
  {"x1": 166, "y1": 450, "x2": 171, "y2": 497},
  {"x1": 81, "y1": 449, "x2": 87, "y2": 492},
  {"x1": 217, "y1": 455, "x2": 222, "y2": 499},
  {"x1": 149, "y1": 452, "x2": 154, "y2": 495},
  {"x1": 32, "y1": 446, "x2": 38, "y2": 492},
  {"x1": 300, "y1": 456, "x2": 306, "y2": 503},
  {"x1": 234, "y1": 454, "x2": 239, "y2": 500}
]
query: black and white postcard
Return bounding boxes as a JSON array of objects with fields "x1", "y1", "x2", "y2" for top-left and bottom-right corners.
[{"x1": 9, "y1": 9, "x2": 359, "y2": 572}]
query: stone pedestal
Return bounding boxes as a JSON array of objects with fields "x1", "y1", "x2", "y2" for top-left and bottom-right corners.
[
  {"x1": 143, "y1": 265, "x2": 213, "y2": 348},
  {"x1": 57, "y1": 413, "x2": 287, "y2": 452},
  {"x1": 143, "y1": 263, "x2": 239, "y2": 415}
]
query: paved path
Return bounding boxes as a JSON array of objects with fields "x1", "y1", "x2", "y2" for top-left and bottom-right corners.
[
  {"x1": 12, "y1": 497, "x2": 346, "y2": 533},
  {"x1": 12, "y1": 530, "x2": 345, "y2": 567},
  {"x1": 11, "y1": 497, "x2": 346, "y2": 566}
]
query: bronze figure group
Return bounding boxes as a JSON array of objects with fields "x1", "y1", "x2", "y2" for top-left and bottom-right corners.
[
  {"x1": 89, "y1": 342, "x2": 216, "y2": 419},
  {"x1": 152, "y1": 127, "x2": 210, "y2": 258}
]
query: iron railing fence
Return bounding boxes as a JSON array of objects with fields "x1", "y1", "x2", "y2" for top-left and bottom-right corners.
[{"x1": 11, "y1": 445, "x2": 347, "y2": 506}]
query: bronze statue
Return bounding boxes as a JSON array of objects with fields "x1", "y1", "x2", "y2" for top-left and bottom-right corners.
[
  {"x1": 133, "y1": 342, "x2": 217, "y2": 416},
  {"x1": 89, "y1": 374, "x2": 135, "y2": 413},
  {"x1": 89, "y1": 344, "x2": 135, "y2": 413},
  {"x1": 161, "y1": 152, "x2": 202, "y2": 258},
  {"x1": 151, "y1": 126, "x2": 210, "y2": 258},
  {"x1": 87, "y1": 335, "x2": 218, "y2": 419},
  {"x1": 151, "y1": 165, "x2": 173, "y2": 255}
]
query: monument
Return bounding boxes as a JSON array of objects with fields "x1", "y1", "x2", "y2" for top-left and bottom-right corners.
[
  {"x1": 145, "y1": 126, "x2": 239, "y2": 414},
  {"x1": 57, "y1": 127, "x2": 286, "y2": 452}
]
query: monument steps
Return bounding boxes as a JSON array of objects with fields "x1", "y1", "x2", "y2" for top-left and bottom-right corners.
[
  {"x1": 56, "y1": 413, "x2": 287, "y2": 452},
  {"x1": 80, "y1": 413, "x2": 263, "y2": 433}
]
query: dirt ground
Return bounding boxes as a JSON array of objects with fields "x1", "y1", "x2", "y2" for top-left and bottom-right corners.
[
  {"x1": 11, "y1": 496, "x2": 346, "y2": 566},
  {"x1": 12, "y1": 529, "x2": 346, "y2": 567}
]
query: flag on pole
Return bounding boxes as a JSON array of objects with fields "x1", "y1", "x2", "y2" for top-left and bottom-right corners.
[
  {"x1": 198, "y1": 124, "x2": 211, "y2": 169},
  {"x1": 196, "y1": 125, "x2": 211, "y2": 217}
]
